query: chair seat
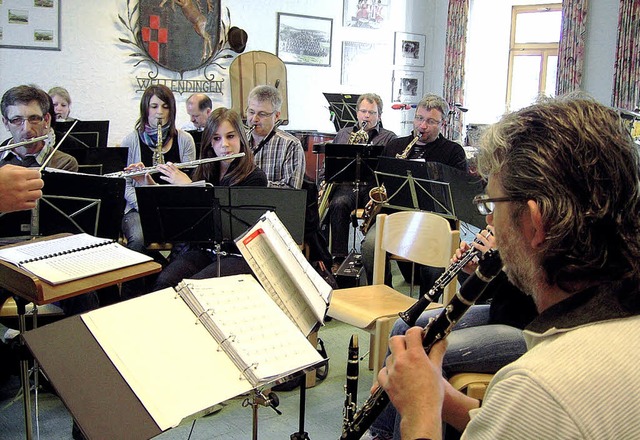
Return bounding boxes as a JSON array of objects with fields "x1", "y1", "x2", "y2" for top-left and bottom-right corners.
[
  {"x1": 0, "y1": 297, "x2": 64, "y2": 317},
  {"x1": 328, "y1": 284, "x2": 417, "y2": 329},
  {"x1": 449, "y1": 373, "x2": 494, "y2": 401}
]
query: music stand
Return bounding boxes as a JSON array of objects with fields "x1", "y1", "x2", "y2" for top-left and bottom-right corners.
[
  {"x1": 56, "y1": 120, "x2": 110, "y2": 148},
  {"x1": 324, "y1": 143, "x2": 383, "y2": 251},
  {"x1": 322, "y1": 93, "x2": 360, "y2": 131},
  {"x1": 375, "y1": 158, "x2": 486, "y2": 227},
  {"x1": 135, "y1": 185, "x2": 223, "y2": 245},
  {"x1": 63, "y1": 147, "x2": 129, "y2": 175},
  {"x1": 0, "y1": 170, "x2": 125, "y2": 242},
  {"x1": 213, "y1": 187, "x2": 307, "y2": 245}
]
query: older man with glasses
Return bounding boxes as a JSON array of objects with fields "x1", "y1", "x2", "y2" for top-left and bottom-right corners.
[
  {"x1": 360, "y1": 94, "x2": 469, "y2": 287},
  {"x1": 245, "y1": 84, "x2": 305, "y2": 189},
  {"x1": 1, "y1": 85, "x2": 77, "y2": 171}
]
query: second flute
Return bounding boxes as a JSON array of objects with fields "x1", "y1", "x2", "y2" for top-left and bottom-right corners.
[{"x1": 104, "y1": 153, "x2": 245, "y2": 178}]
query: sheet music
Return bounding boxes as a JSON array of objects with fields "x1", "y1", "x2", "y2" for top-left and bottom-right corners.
[
  {"x1": 177, "y1": 275, "x2": 323, "y2": 386},
  {"x1": 0, "y1": 233, "x2": 152, "y2": 285},
  {"x1": 81, "y1": 288, "x2": 251, "y2": 431},
  {"x1": 235, "y1": 211, "x2": 331, "y2": 336}
]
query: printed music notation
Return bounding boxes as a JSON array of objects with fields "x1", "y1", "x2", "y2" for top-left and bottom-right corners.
[
  {"x1": 235, "y1": 211, "x2": 332, "y2": 336},
  {"x1": 177, "y1": 276, "x2": 323, "y2": 386},
  {"x1": 0, "y1": 233, "x2": 152, "y2": 285}
]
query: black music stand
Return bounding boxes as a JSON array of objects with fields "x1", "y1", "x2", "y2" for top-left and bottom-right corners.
[
  {"x1": 135, "y1": 185, "x2": 223, "y2": 245},
  {"x1": 63, "y1": 147, "x2": 129, "y2": 175},
  {"x1": 322, "y1": 93, "x2": 360, "y2": 131},
  {"x1": 56, "y1": 120, "x2": 110, "y2": 148},
  {"x1": 213, "y1": 187, "x2": 307, "y2": 245},
  {"x1": 375, "y1": 158, "x2": 486, "y2": 228},
  {"x1": 324, "y1": 143, "x2": 383, "y2": 251},
  {"x1": 0, "y1": 170, "x2": 125, "y2": 242}
]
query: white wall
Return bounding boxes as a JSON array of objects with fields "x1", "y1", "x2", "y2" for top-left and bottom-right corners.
[
  {"x1": 0, "y1": 0, "x2": 446, "y2": 143},
  {"x1": 0, "y1": 0, "x2": 621, "y2": 144}
]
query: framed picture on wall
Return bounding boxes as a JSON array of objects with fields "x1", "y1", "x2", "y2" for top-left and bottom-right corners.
[
  {"x1": 276, "y1": 13, "x2": 333, "y2": 67},
  {"x1": 0, "y1": 0, "x2": 60, "y2": 50},
  {"x1": 393, "y1": 32, "x2": 426, "y2": 67},
  {"x1": 343, "y1": 0, "x2": 390, "y2": 29},
  {"x1": 341, "y1": 40, "x2": 389, "y2": 87},
  {"x1": 392, "y1": 70, "x2": 424, "y2": 104}
]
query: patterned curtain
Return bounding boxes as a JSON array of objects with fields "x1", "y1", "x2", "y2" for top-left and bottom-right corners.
[
  {"x1": 611, "y1": 0, "x2": 640, "y2": 110},
  {"x1": 443, "y1": 0, "x2": 469, "y2": 140},
  {"x1": 555, "y1": 0, "x2": 588, "y2": 95}
]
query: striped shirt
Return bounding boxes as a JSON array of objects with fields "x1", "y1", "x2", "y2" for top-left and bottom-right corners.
[
  {"x1": 463, "y1": 285, "x2": 640, "y2": 439},
  {"x1": 252, "y1": 129, "x2": 305, "y2": 189}
]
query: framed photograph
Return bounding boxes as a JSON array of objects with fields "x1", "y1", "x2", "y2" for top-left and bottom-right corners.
[
  {"x1": 341, "y1": 40, "x2": 389, "y2": 87},
  {"x1": 394, "y1": 32, "x2": 426, "y2": 67},
  {"x1": 0, "y1": 0, "x2": 60, "y2": 50},
  {"x1": 392, "y1": 70, "x2": 424, "y2": 104},
  {"x1": 343, "y1": 0, "x2": 389, "y2": 29},
  {"x1": 276, "y1": 13, "x2": 332, "y2": 67}
]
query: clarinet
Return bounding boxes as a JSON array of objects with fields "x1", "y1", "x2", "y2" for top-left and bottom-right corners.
[
  {"x1": 152, "y1": 118, "x2": 165, "y2": 166},
  {"x1": 339, "y1": 250, "x2": 503, "y2": 440},
  {"x1": 342, "y1": 334, "x2": 359, "y2": 431},
  {"x1": 399, "y1": 230, "x2": 493, "y2": 326}
]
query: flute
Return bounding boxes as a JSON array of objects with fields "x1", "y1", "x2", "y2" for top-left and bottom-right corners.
[
  {"x1": 342, "y1": 334, "x2": 359, "y2": 431},
  {"x1": 0, "y1": 135, "x2": 49, "y2": 153},
  {"x1": 399, "y1": 230, "x2": 493, "y2": 326},
  {"x1": 339, "y1": 250, "x2": 502, "y2": 440},
  {"x1": 104, "y1": 153, "x2": 245, "y2": 178}
]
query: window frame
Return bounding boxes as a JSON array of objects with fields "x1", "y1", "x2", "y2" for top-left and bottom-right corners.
[{"x1": 505, "y1": 3, "x2": 561, "y2": 112}]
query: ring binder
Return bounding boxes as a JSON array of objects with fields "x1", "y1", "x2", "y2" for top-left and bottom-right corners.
[{"x1": 0, "y1": 233, "x2": 152, "y2": 285}]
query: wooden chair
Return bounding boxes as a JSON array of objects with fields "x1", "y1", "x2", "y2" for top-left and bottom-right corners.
[
  {"x1": 328, "y1": 211, "x2": 460, "y2": 380},
  {"x1": 449, "y1": 373, "x2": 494, "y2": 402}
]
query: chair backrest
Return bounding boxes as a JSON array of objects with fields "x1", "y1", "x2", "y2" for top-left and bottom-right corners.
[{"x1": 372, "y1": 211, "x2": 460, "y2": 301}]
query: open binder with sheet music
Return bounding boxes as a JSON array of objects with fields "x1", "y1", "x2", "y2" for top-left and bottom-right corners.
[{"x1": 23, "y1": 211, "x2": 331, "y2": 438}]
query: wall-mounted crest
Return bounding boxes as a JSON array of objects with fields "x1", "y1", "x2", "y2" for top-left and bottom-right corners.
[{"x1": 118, "y1": 0, "x2": 248, "y2": 81}]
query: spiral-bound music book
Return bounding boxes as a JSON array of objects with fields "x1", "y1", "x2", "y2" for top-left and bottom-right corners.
[
  {"x1": 80, "y1": 274, "x2": 324, "y2": 432},
  {"x1": 0, "y1": 233, "x2": 152, "y2": 285},
  {"x1": 235, "y1": 210, "x2": 333, "y2": 336}
]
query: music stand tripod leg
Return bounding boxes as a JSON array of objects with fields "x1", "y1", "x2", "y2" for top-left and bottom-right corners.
[
  {"x1": 15, "y1": 297, "x2": 34, "y2": 440},
  {"x1": 290, "y1": 381, "x2": 310, "y2": 440}
]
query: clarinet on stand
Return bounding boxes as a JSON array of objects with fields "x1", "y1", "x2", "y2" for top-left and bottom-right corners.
[{"x1": 339, "y1": 250, "x2": 503, "y2": 440}]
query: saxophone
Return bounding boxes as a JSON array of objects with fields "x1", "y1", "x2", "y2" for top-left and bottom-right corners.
[
  {"x1": 318, "y1": 121, "x2": 370, "y2": 222},
  {"x1": 360, "y1": 133, "x2": 421, "y2": 233},
  {"x1": 348, "y1": 121, "x2": 370, "y2": 144},
  {"x1": 359, "y1": 185, "x2": 387, "y2": 234},
  {"x1": 152, "y1": 117, "x2": 165, "y2": 166},
  {"x1": 395, "y1": 132, "x2": 420, "y2": 159}
]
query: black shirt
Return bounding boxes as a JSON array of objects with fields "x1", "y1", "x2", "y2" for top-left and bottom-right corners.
[{"x1": 382, "y1": 134, "x2": 468, "y2": 171}]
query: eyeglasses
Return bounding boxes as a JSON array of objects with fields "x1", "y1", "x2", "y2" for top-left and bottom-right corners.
[
  {"x1": 472, "y1": 194, "x2": 528, "y2": 215},
  {"x1": 414, "y1": 116, "x2": 443, "y2": 126},
  {"x1": 357, "y1": 109, "x2": 378, "y2": 116},
  {"x1": 246, "y1": 108, "x2": 276, "y2": 119},
  {"x1": 8, "y1": 115, "x2": 45, "y2": 126}
]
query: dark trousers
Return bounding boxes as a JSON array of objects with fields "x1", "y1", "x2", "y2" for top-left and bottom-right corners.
[{"x1": 328, "y1": 183, "x2": 370, "y2": 258}]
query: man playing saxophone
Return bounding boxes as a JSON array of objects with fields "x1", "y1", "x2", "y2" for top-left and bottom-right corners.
[
  {"x1": 361, "y1": 94, "x2": 468, "y2": 286},
  {"x1": 324, "y1": 93, "x2": 397, "y2": 273}
]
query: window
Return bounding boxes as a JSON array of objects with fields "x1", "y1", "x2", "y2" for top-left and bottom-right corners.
[{"x1": 505, "y1": 4, "x2": 561, "y2": 111}]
